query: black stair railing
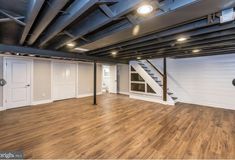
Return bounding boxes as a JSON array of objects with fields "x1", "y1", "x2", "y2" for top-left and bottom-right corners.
[
  {"x1": 146, "y1": 59, "x2": 167, "y2": 101},
  {"x1": 146, "y1": 59, "x2": 164, "y2": 77}
]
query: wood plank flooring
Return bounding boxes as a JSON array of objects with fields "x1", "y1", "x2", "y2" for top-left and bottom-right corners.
[{"x1": 0, "y1": 94, "x2": 235, "y2": 159}]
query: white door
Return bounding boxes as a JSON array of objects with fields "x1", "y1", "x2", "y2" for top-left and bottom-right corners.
[
  {"x1": 53, "y1": 62, "x2": 76, "y2": 100},
  {"x1": 4, "y1": 58, "x2": 32, "y2": 109},
  {"x1": 109, "y1": 65, "x2": 118, "y2": 93}
]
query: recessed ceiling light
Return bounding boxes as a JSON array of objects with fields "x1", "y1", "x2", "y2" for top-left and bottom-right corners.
[
  {"x1": 137, "y1": 57, "x2": 141, "y2": 60},
  {"x1": 67, "y1": 43, "x2": 75, "y2": 47},
  {"x1": 137, "y1": 4, "x2": 153, "y2": 15},
  {"x1": 177, "y1": 37, "x2": 187, "y2": 42},
  {"x1": 111, "y1": 51, "x2": 118, "y2": 55},
  {"x1": 74, "y1": 47, "x2": 89, "y2": 52},
  {"x1": 192, "y1": 49, "x2": 201, "y2": 53}
]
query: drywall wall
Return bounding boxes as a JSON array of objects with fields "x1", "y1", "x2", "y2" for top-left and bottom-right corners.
[
  {"x1": 77, "y1": 62, "x2": 102, "y2": 97},
  {"x1": 33, "y1": 60, "x2": 51, "y2": 102},
  {"x1": 118, "y1": 64, "x2": 129, "y2": 94},
  {"x1": 150, "y1": 54, "x2": 235, "y2": 110},
  {"x1": 0, "y1": 57, "x2": 3, "y2": 108}
]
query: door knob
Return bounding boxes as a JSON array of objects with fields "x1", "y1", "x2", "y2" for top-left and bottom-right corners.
[
  {"x1": 0, "y1": 79, "x2": 6, "y2": 86},
  {"x1": 26, "y1": 84, "x2": 30, "y2": 87}
]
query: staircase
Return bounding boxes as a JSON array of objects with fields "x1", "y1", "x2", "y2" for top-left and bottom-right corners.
[{"x1": 130, "y1": 60, "x2": 178, "y2": 105}]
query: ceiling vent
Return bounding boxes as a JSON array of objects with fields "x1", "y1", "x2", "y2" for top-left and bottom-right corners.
[{"x1": 220, "y1": 8, "x2": 235, "y2": 23}]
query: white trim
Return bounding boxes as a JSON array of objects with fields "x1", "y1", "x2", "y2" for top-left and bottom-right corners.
[
  {"x1": 177, "y1": 100, "x2": 235, "y2": 111},
  {"x1": 51, "y1": 60, "x2": 54, "y2": 101},
  {"x1": 129, "y1": 94, "x2": 175, "y2": 106},
  {"x1": 118, "y1": 91, "x2": 129, "y2": 95},
  {"x1": 76, "y1": 62, "x2": 79, "y2": 98},
  {"x1": 3, "y1": 57, "x2": 7, "y2": 108},
  {"x1": 77, "y1": 92, "x2": 102, "y2": 98},
  {"x1": 0, "y1": 107, "x2": 6, "y2": 111},
  {"x1": 31, "y1": 59, "x2": 34, "y2": 105},
  {"x1": 31, "y1": 99, "x2": 53, "y2": 105}
]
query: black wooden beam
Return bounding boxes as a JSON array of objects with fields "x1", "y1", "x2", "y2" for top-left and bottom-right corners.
[
  {"x1": 93, "y1": 61, "x2": 97, "y2": 105},
  {"x1": 0, "y1": 44, "x2": 125, "y2": 63},
  {"x1": 118, "y1": 37, "x2": 235, "y2": 60},
  {"x1": 87, "y1": 18, "x2": 215, "y2": 55},
  {"x1": 163, "y1": 57, "x2": 167, "y2": 102}
]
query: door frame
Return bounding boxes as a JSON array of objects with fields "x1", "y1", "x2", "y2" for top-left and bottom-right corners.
[
  {"x1": 3, "y1": 57, "x2": 33, "y2": 109},
  {"x1": 109, "y1": 64, "x2": 118, "y2": 94}
]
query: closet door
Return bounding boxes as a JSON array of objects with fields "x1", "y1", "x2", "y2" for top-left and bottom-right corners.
[{"x1": 53, "y1": 62, "x2": 76, "y2": 100}]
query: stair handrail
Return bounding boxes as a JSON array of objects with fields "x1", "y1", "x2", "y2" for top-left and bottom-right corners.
[{"x1": 146, "y1": 59, "x2": 164, "y2": 77}]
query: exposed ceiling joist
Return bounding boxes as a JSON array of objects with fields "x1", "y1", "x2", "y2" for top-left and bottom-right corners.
[
  {"x1": 112, "y1": 25, "x2": 235, "y2": 58},
  {"x1": 174, "y1": 49, "x2": 235, "y2": 59},
  {"x1": 52, "y1": 0, "x2": 144, "y2": 49},
  {"x1": 80, "y1": 0, "x2": 235, "y2": 51},
  {"x1": 27, "y1": 0, "x2": 69, "y2": 45},
  {"x1": 88, "y1": 18, "x2": 216, "y2": 55},
  {"x1": 37, "y1": 0, "x2": 118, "y2": 48},
  {"x1": 123, "y1": 41, "x2": 235, "y2": 60},
  {"x1": 20, "y1": 0, "x2": 45, "y2": 45},
  {"x1": 99, "y1": 4, "x2": 115, "y2": 18}
]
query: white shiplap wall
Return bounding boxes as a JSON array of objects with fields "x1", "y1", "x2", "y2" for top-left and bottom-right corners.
[{"x1": 150, "y1": 54, "x2": 235, "y2": 110}]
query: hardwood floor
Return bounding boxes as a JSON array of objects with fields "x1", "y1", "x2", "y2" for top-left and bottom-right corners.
[{"x1": 0, "y1": 94, "x2": 235, "y2": 159}]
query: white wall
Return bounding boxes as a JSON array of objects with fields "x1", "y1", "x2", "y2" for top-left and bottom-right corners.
[
  {"x1": 118, "y1": 64, "x2": 129, "y2": 94},
  {"x1": 150, "y1": 54, "x2": 235, "y2": 110},
  {"x1": 0, "y1": 56, "x2": 103, "y2": 109},
  {"x1": 33, "y1": 60, "x2": 51, "y2": 102},
  {"x1": 77, "y1": 62, "x2": 102, "y2": 97}
]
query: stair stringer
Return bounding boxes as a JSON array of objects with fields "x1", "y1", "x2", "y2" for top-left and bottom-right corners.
[{"x1": 130, "y1": 61, "x2": 175, "y2": 105}]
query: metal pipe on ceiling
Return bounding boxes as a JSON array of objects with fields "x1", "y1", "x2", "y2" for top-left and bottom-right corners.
[
  {"x1": 20, "y1": 0, "x2": 45, "y2": 45},
  {"x1": 27, "y1": 0, "x2": 69, "y2": 45}
]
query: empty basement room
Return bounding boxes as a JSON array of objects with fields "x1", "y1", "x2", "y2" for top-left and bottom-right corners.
[{"x1": 1, "y1": 0, "x2": 235, "y2": 159}]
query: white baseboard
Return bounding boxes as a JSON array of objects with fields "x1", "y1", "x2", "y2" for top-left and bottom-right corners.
[
  {"x1": 0, "y1": 107, "x2": 6, "y2": 111},
  {"x1": 31, "y1": 99, "x2": 53, "y2": 105},
  {"x1": 129, "y1": 94, "x2": 175, "y2": 106},
  {"x1": 77, "y1": 92, "x2": 102, "y2": 98},
  {"x1": 118, "y1": 91, "x2": 129, "y2": 95},
  {"x1": 177, "y1": 99, "x2": 235, "y2": 111}
]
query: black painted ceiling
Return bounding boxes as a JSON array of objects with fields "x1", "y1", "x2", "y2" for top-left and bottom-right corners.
[{"x1": 0, "y1": 0, "x2": 235, "y2": 63}]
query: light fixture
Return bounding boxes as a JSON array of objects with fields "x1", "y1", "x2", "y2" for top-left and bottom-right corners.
[
  {"x1": 137, "y1": 4, "x2": 154, "y2": 15},
  {"x1": 74, "y1": 47, "x2": 89, "y2": 52},
  {"x1": 192, "y1": 49, "x2": 201, "y2": 53},
  {"x1": 67, "y1": 43, "x2": 75, "y2": 47},
  {"x1": 177, "y1": 37, "x2": 187, "y2": 42},
  {"x1": 111, "y1": 51, "x2": 118, "y2": 55},
  {"x1": 137, "y1": 57, "x2": 141, "y2": 60}
]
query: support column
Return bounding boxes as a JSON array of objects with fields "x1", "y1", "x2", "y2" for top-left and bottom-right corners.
[
  {"x1": 163, "y1": 57, "x2": 167, "y2": 101},
  {"x1": 93, "y1": 61, "x2": 97, "y2": 105}
]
